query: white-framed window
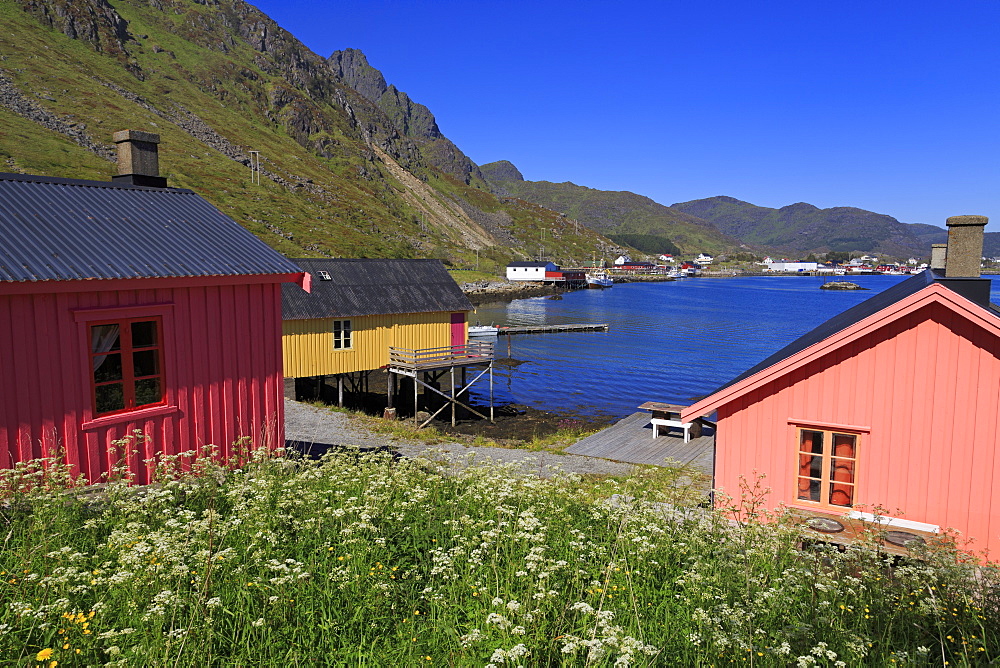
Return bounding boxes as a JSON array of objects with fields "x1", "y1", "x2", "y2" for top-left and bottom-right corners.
[
  {"x1": 796, "y1": 428, "x2": 858, "y2": 508},
  {"x1": 332, "y1": 319, "x2": 352, "y2": 350}
]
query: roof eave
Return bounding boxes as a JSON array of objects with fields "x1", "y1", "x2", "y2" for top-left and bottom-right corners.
[{"x1": 680, "y1": 283, "x2": 1000, "y2": 421}]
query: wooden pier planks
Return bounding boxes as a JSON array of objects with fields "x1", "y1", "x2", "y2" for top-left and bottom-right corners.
[
  {"x1": 566, "y1": 412, "x2": 715, "y2": 472},
  {"x1": 497, "y1": 323, "x2": 608, "y2": 335}
]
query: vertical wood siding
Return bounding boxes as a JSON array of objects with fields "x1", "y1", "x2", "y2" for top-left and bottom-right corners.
[
  {"x1": 0, "y1": 281, "x2": 285, "y2": 485},
  {"x1": 714, "y1": 302, "x2": 1000, "y2": 556},
  {"x1": 282, "y1": 311, "x2": 464, "y2": 377}
]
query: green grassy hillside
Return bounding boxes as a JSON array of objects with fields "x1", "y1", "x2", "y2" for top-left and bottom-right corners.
[{"x1": 0, "y1": 0, "x2": 614, "y2": 269}]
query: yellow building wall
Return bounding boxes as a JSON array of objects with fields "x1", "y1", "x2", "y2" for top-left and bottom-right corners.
[{"x1": 282, "y1": 311, "x2": 467, "y2": 377}]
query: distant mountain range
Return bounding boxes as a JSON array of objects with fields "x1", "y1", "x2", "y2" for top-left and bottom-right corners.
[
  {"x1": 480, "y1": 161, "x2": 739, "y2": 255},
  {"x1": 1, "y1": 0, "x2": 993, "y2": 264},
  {"x1": 482, "y1": 161, "x2": 1000, "y2": 259},
  {"x1": 670, "y1": 196, "x2": 934, "y2": 258}
]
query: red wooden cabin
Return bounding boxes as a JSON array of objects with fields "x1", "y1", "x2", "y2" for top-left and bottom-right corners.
[
  {"x1": 0, "y1": 131, "x2": 305, "y2": 485},
  {"x1": 683, "y1": 216, "x2": 1000, "y2": 559}
]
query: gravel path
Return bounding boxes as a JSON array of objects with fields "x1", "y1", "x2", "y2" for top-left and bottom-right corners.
[{"x1": 283, "y1": 399, "x2": 636, "y2": 478}]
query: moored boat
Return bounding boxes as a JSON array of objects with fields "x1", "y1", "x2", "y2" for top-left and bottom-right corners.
[
  {"x1": 468, "y1": 324, "x2": 499, "y2": 337},
  {"x1": 586, "y1": 271, "x2": 613, "y2": 288}
]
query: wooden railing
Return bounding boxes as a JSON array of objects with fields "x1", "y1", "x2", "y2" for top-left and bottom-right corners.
[{"x1": 389, "y1": 341, "x2": 494, "y2": 371}]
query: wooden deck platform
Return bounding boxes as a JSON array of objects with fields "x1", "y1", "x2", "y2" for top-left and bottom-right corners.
[
  {"x1": 498, "y1": 323, "x2": 608, "y2": 335},
  {"x1": 388, "y1": 342, "x2": 494, "y2": 374},
  {"x1": 566, "y1": 411, "x2": 715, "y2": 472}
]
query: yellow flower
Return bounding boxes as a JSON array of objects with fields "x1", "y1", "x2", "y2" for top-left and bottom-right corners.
[
  {"x1": 49, "y1": 662, "x2": 58, "y2": 668},
  {"x1": 36, "y1": 648, "x2": 53, "y2": 661}
]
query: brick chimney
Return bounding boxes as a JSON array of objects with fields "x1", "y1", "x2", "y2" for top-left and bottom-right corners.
[
  {"x1": 111, "y1": 130, "x2": 167, "y2": 188},
  {"x1": 936, "y1": 215, "x2": 991, "y2": 306},
  {"x1": 945, "y1": 215, "x2": 987, "y2": 278},
  {"x1": 929, "y1": 243, "x2": 947, "y2": 271}
]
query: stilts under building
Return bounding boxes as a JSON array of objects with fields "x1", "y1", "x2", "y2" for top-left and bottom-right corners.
[{"x1": 281, "y1": 259, "x2": 494, "y2": 426}]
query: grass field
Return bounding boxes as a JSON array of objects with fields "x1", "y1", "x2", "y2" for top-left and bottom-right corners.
[{"x1": 2, "y1": 439, "x2": 997, "y2": 666}]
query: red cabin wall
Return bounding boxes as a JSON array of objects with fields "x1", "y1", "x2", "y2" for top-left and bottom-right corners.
[
  {"x1": 714, "y1": 301, "x2": 1000, "y2": 557},
  {"x1": 0, "y1": 279, "x2": 286, "y2": 485}
]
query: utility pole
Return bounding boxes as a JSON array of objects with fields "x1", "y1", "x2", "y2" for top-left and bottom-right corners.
[{"x1": 249, "y1": 151, "x2": 261, "y2": 185}]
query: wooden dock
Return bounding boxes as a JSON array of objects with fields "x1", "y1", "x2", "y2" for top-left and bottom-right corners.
[
  {"x1": 498, "y1": 323, "x2": 608, "y2": 335},
  {"x1": 565, "y1": 412, "x2": 715, "y2": 472}
]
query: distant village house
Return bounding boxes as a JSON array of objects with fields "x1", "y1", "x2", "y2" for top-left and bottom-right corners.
[{"x1": 506, "y1": 261, "x2": 558, "y2": 281}]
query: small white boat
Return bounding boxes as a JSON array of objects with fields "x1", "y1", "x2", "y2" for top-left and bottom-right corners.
[
  {"x1": 468, "y1": 324, "x2": 499, "y2": 337},
  {"x1": 586, "y1": 271, "x2": 613, "y2": 288}
]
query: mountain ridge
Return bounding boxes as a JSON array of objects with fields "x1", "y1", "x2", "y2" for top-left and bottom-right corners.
[
  {"x1": 0, "y1": 0, "x2": 616, "y2": 269},
  {"x1": 3, "y1": 0, "x2": 992, "y2": 265},
  {"x1": 671, "y1": 195, "x2": 939, "y2": 258},
  {"x1": 481, "y1": 161, "x2": 740, "y2": 256}
]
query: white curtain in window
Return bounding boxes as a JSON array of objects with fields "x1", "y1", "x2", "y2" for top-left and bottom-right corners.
[{"x1": 91, "y1": 324, "x2": 120, "y2": 372}]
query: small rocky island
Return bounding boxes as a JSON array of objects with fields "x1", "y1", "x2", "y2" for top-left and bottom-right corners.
[{"x1": 820, "y1": 281, "x2": 868, "y2": 290}]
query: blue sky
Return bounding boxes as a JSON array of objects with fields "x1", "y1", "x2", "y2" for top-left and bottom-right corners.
[{"x1": 250, "y1": 0, "x2": 999, "y2": 228}]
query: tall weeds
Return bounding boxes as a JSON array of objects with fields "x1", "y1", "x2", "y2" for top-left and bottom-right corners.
[{"x1": 1, "y1": 443, "x2": 996, "y2": 666}]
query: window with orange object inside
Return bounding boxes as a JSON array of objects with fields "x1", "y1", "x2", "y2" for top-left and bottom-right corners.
[{"x1": 795, "y1": 428, "x2": 858, "y2": 508}]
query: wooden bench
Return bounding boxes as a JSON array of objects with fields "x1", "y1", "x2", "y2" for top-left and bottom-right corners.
[
  {"x1": 650, "y1": 417, "x2": 693, "y2": 442},
  {"x1": 638, "y1": 401, "x2": 714, "y2": 442}
]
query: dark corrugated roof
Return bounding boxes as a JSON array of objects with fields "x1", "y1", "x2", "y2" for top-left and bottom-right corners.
[
  {"x1": 716, "y1": 270, "x2": 999, "y2": 391},
  {"x1": 507, "y1": 261, "x2": 553, "y2": 268},
  {"x1": 283, "y1": 258, "x2": 473, "y2": 319},
  {"x1": 0, "y1": 172, "x2": 303, "y2": 282}
]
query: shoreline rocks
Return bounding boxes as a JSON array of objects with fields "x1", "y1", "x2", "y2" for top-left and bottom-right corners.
[
  {"x1": 820, "y1": 281, "x2": 867, "y2": 290},
  {"x1": 461, "y1": 275, "x2": 674, "y2": 305}
]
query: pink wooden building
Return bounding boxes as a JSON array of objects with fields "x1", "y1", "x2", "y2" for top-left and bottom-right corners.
[
  {"x1": 683, "y1": 217, "x2": 1000, "y2": 558},
  {"x1": 0, "y1": 131, "x2": 306, "y2": 485}
]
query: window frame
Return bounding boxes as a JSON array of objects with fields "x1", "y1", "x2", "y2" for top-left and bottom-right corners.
[
  {"x1": 74, "y1": 303, "x2": 176, "y2": 428},
  {"x1": 792, "y1": 426, "x2": 861, "y2": 510},
  {"x1": 88, "y1": 316, "x2": 166, "y2": 418},
  {"x1": 332, "y1": 319, "x2": 353, "y2": 351}
]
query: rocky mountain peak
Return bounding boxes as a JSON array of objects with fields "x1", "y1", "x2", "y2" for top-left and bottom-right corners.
[
  {"x1": 779, "y1": 202, "x2": 820, "y2": 215},
  {"x1": 328, "y1": 48, "x2": 440, "y2": 140},
  {"x1": 480, "y1": 160, "x2": 525, "y2": 183},
  {"x1": 328, "y1": 48, "x2": 387, "y2": 103}
]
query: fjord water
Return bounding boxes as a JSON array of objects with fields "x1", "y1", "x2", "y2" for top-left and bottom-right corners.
[{"x1": 470, "y1": 275, "x2": 1000, "y2": 420}]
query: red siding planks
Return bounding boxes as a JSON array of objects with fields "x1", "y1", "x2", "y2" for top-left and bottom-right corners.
[
  {"x1": 0, "y1": 278, "x2": 287, "y2": 486},
  {"x1": 686, "y1": 285, "x2": 1000, "y2": 559}
]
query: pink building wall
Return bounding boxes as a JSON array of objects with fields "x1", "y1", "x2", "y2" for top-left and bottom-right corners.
[
  {"x1": 0, "y1": 276, "x2": 288, "y2": 485},
  {"x1": 687, "y1": 287, "x2": 1000, "y2": 558}
]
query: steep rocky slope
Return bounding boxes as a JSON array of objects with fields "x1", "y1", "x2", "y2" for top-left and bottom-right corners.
[{"x1": 0, "y1": 0, "x2": 612, "y2": 268}]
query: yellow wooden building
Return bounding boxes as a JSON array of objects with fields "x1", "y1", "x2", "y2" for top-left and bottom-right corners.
[
  {"x1": 282, "y1": 258, "x2": 475, "y2": 378},
  {"x1": 283, "y1": 259, "x2": 495, "y2": 424}
]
